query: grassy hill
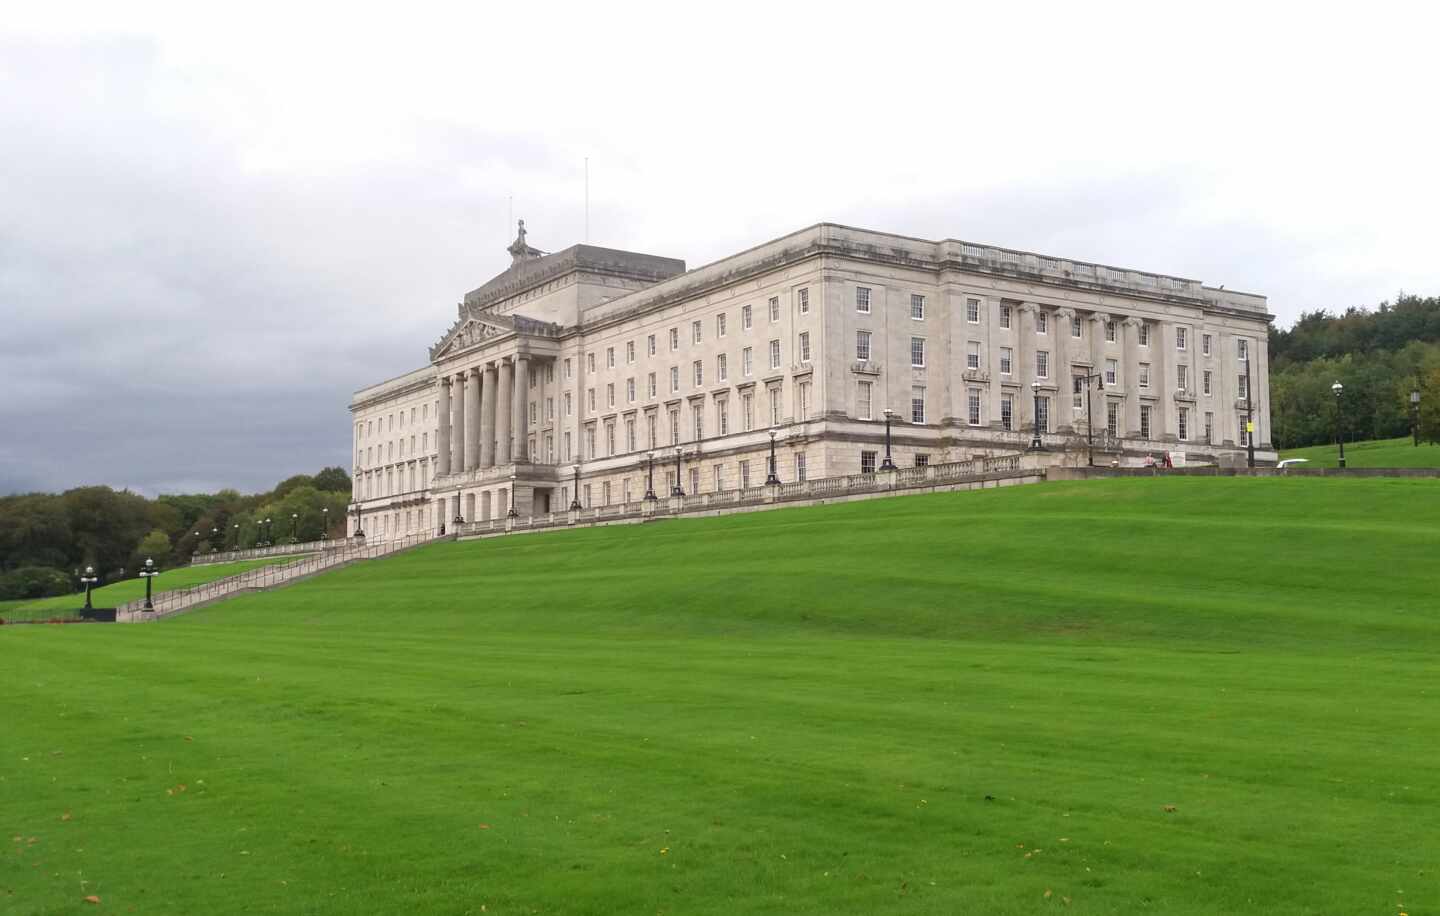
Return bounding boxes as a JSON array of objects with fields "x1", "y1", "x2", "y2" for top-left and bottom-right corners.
[
  {"x1": 1279, "y1": 434, "x2": 1440, "y2": 468},
  {"x1": 0, "y1": 556, "x2": 298, "y2": 622},
  {"x1": 2, "y1": 478, "x2": 1438, "y2": 914}
]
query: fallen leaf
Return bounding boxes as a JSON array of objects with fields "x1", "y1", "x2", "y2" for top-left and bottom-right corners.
[
  {"x1": 1044, "y1": 889, "x2": 1053, "y2": 899},
  {"x1": 659, "y1": 847, "x2": 669, "y2": 856},
  {"x1": 84, "y1": 895, "x2": 101, "y2": 904},
  {"x1": 1161, "y1": 805, "x2": 1177, "y2": 813},
  {"x1": 61, "y1": 813, "x2": 72, "y2": 822},
  {"x1": 478, "y1": 824, "x2": 491, "y2": 830},
  {"x1": 184, "y1": 736, "x2": 194, "y2": 742}
]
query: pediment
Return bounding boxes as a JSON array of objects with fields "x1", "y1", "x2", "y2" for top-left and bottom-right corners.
[{"x1": 430, "y1": 310, "x2": 517, "y2": 361}]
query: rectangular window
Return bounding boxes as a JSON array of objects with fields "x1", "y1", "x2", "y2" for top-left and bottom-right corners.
[
  {"x1": 769, "y1": 339, "x2": 781, "y2": 370},
  {"x1": 587, "y1": 353, "x2": 595, "y2": 373},
  {"x1": 1105, "y1": 321, "x2": 1117, "y2": 343},
  {"x1": 692, "y1": 320, "x2": 702, "y2": 344},
  {"x1": 1202, "y1": 333, "x2": 1212, "y2": 357},
  {"x1": 856, "y1": 331, "x2": 872, "y2": 361},
  {"x1": 743, "y1": 347, "x2": 753, "y2": 377},
  {"x1": 669, "y1": 408, "x2": 680, "y2": 445},
  {"x1": 1176, "y1": 364, "x2": 1187, "y2": 391},
  {"x1": 1205, "y1": 411, "x2": 1214, "y2": 444},
  {"x1": 585, "y1": 425, "x2": 596, "y2": 459},
  {"x1": 1107, "y1": 401, "x2": 1119, "y2": 436},
  {"x1": 1178, "y1": 407, "x2": 1189, "y2": 441},
  {"x1": 647, "y1": 372, "x2": 657, "y2": 398},
  {"x1": 626, "y1": 417, "x2": 636, "y2": 452},
  {"x1": 914, "y1": 454, "x2": 929, "y2": 468},
  {"x1": 1037, "y1": 311, "x2": 1048, "y2": 334},
  {"x1": 1071, "y1": 316, "x2": 1082, "y2": 338},
  {"x1": 1238, "y1": 412, "x2": 1250, "y2": 446},
  {"x1": 1140, "y1": 404, "x2": 1152, "y2": 439},
  {"x1": 627, "y1": 378, "x2": 636, "y2": 403},
  {"x1": 798, "y1": 288, "x2": 810, "y2": 314},
  {"x1": 605, "y1": 422, "x2": 615, "y2": 456},
  {"x1": 1073, "y1": 375, "x2": 1084, "y2": 409},
  {"x1": 856, "y1": 287, "x2": 871, "y2": 314},
  {"x1": 563, "y1": 358, "x2": 572, "y2": 380},
  {"x1": 966, "y1": 341, "x2": 980, "y2": 371},
  {"x1": 966, "y1": 298, "x2": 980, "y2": 323},
  {"x1": 1000, "y1": 347, "x2": 1013, "y2": 376},
  {"x1": 692, "y1": 404, "x2": 704, "y2": 440},
  {"x1": 647, "y1": 413, "x2": 657, "y2": 449},
  {"x1": 1139, "y1": 363, "x2": 1150, "y2": 389},
  {"x1": 1000, "y1": 304, "x2": 1012, "y2": 329},
  {"x1": 1105, "y1": 358, "x2": 1118, "y2": 386},
  {"x1": 717, "y1": 353, "x2": 728, "y2": 381},
  {"x1": 910, "y1": 337, "x2": 926, "y2": 368},
  {"x1": 582, "y1": 484, "x2": 591, "y2": 507},
  {"x1": 717, "y1": 399, "x2": 729, "y2": 435},
  {"x1": 797, "y1": 380, "x2": 810, "y2": 419},
  {"x1": 795, "y1": 453, "x2": 806, "y2": 482},
  {"x1": 670, "y1": 366, "x2": 679, "y2": 393},
  {"x1": 647, "y1": 334, "x2": 656, "y2": 357},
  {"x1": 769, "y1": 386, "x2": 781, "y2": 424},
  {"x1": 857, "y1": 381, "x2": 873, "y2": 420},
  {"x1": 742, "y1": 304, "x2": 753, "y2": 330},
  {"x1": 587, "y1": 388, "x2": 595, "y2": 412},
  {"x1": 669, "y1": 328, "x2": 679, "y2": 351},
  {"x1": 860, "y1": 450, "x2": 877, "y2": 474},
  {"x1": 622, "y1": 478, "x2": 631, "y2": 504},
  {"x1": 1203, "y1": 369, "x2": 1212, "y2": 396},
  {"x1": 1037, "y1": 397, "x2": 1051, "y2": 434},
  {"x1": 911, "y1": 386, "x2": 926, "y2": 424},
  {"x1": 693, "y1": 360, "x2": 703, "y2": 387},
  {"x1": 626, "y1": 340, "x2": 635, "y2": 363},
  {"x1": 910, "y1": 294, "x2": 926, "y2": 320},
  {"x1": 713, "y1": 464, "x2": 723, "y2": 491},
  {"x1": 1238, "y1": 374, "x2": 1249, "y2": 400},
  {"x1": 546, "y1": 397, "x2": 555, "y2": 420},
  {"x1": 740, "y1": 460, "x2": 751, "y2": 488},
  {"x1": 1237, "y1": 338, "x2": 1249, "y2": 362},
  {"x1": 606, "y1": 346, "x2": 615, "y2": 369},
  {"x1": 689, "y1": 467, "x2": 699, "y2": 494},
  {"x1": 967, "y1": 388, "x2": 982, "y2": 426},
  {"x1": 1036, "y1": 350, "x2": 1049, "y2": 379},
  {"x1": 564, "y1": 431, "x2": 572, "y2": 462},
  {"x1": 768, "y1": 297, "x2": 780, "y2": 323},
  {"x1": 799, "y1": 331, "x2": 811, "y2": 363},
  {"x1": 1176, "y1": 327, "x2": 1187, "y2": 351},
  {"x1": 1001, "y1": 395, "x2": 1013, "y2": 431},
  {"x1": 742, "y1": 392, "x2": 754, "y2": 430},
  {"x1": 717, "y1": 313, "x2": 727, "y2": 337},
  {"x1": 1139, "y1": 323, "x2": 1151, "y2": 347},
  {"x1": 606, "y1": 383, "x2": 615, "y2": 408}
]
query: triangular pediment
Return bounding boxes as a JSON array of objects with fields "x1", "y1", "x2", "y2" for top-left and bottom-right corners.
[{"x1": 430, "y1": 310, "x2": 516, "y2": 361}]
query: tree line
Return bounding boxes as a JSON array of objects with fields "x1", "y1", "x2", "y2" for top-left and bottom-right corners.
[
  {"x1": 0, "y1": 468, "x2": 352, "y2": 600},
  {"x1": 1269, "y1": 295, "x2": 1440, "y2": 449}
]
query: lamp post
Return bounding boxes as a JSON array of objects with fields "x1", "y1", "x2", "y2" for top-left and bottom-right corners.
[
  {"x1": 672, "y1": 446, "x2": 685, "y2": 496},
  {"x1": 879, "y1": 408, "x2": 897, "y2": 471},
  {"x1": 321, "y1": 507, "x2": 329, "y2": 539},
  {"x1": 1028, "y1": 379, "x2": 1045, "y2": 451},
  {"x1": 232, "y1": 523, "x2": 240, "y2": 548},
  {"x1": 765, "y1": 427, "x2": 782, "y2": 485},
  {"x1": 1076, "y1": 371, "x2": 1104, "y2": 466},
  {"x1": 507, "y1": 473, "x2": 520, "y2": 518},
  {"x1": 263, "y1": 517, "x2": 273, "y2": 546},
  {"x1": 351, "y1": 502, "x2": 365, "y2": 538},
  {"x1": 570, "y1": 463, "x2": 582, "y2": 510},
  {"x1": 210, "y1": 527, "x2": 219, "y2": 552},
  {"x1": 80, "y1": 565, "x2": 98, "y2": 611},
  {"x1": 1332, "y1": 381, "x2": 1346, "y2": 469},
  {"x1": 1244, "y1": 353, "x2": 1255, "y2": 468},
  {"x1": 138, "y1": 558, "x2": 159, "y2": 612},
  {"x1": 1412, "y1": 386, "x2": 1422, "y2": 448},
  {"x1": 644, "y1": 451, "x2": 657, "y2": 501}
]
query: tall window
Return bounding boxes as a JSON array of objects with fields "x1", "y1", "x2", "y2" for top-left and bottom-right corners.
[
  {"x1": 1176, "y1": 327, "x2": 1187, "y2": 351},
  {"x1": 605, "y1": 422, "x2": 615, "y2": 456},
  {"x1": 1204, "y1": 411, "x2": 1214, "y2": 444},
  {"x1": 856, "y1": 287, "x2": 871, "y2": 314},
  {"x1": 740, "y1": 460, "x2": 751, "y2": 488},
  {"x1": 910, "y1": 337, "x2": 926, "y2": 368},
  {"x1": 910, "y1": 294, "x2": 926, "y2": 320},
  {"x1": 860, "y1": 451, "x2": 877, "y2": 474},
  {"x1": 717, "y1": 313, "x2": 727, "y2": 337},
  {"x1": 911, "y1": 386, "x2": 926, "y2": 424},
  {"x1": 647, "y1": 413, "x2": 657, "y2": 449},
  {"x1": 717, "y1": 398, "x2": 729, "y2": 435},
  {"x1": 670, "y1": 366, "x2": 679, "y2": 393},
  {"x1": 857, "y1": 381, "x2": 873, "y2": 420},
  {"x1": 606, "y1": 347, "x2": 615, "y2": 369},
  {"x1": 647, "y1": 372, "x2": 657, "y2": 398},
  {"x1": 1001, "y1": 395, "x2": 1013, "y2": 431},
  {"x1": 797, "y1": 381, "x2": 810, "y2": 418},
  {"x1": 1139, "y1": 363, "x2": 1150, "y2": 389},
  {"x1": 856, "y1": 331, "x2": 872, "y2": 361},
  {"x1": 967, "y1": 388, "x2": 982, "y2": 426},
  {"x1": 1073, "y1": 375, "x2": 1084, "y2": 409},
  {"x1": 1107, "y1": 401, "x2": 1119, "y2": 436},
  {"x1": 1238, "y1": 374, "x2": 1249, "y2": 400},
  {"x1": 647, "y1": 334, "x2": 656, "y2": 356},
  {"x1": 717, "y1": 353, "x2": 728, "y2": 381},
  {"x1": 586, "y1": 425, "x2": 596, "y2": 459},
  {"x1": 795, "y1": 453, "x2": 806, "y2": 482},
  {"x1": 798, "y1": 288, "x2": 810, "y2": 314},
  {"x1": 1203, "y1": 369, "x2": 1212, "y2": 396},
  {"x1": 627, "y1": 379, "x2": 636, "y2": 403},
  {"x1": 1000, "y1": 347, "x2": 1013, "y2": 375},
  {"x1": 693, "y1": 360, "x2": 703, "y2": 387},
  {"x1": 626, "y1": 417, "x2": 636, "y2": 451},
  {"x1": 587, "y1": 388, "x2": 595, "y2": 412},
  {"x1": 768, "y1": 297, "x2": 780, "y2": 322},
  {"x1": 1139, "y1": 323, "x2": 1151, "y2": 347},
  {"x1": 1105, "y1": 321, "x2": 1117, "y2": 343},
  {"x1": 966, "y1": 298, "x2": 980, "y2": 323},
  {"x1": 1176, "y1": 364, "x2": 1188, "y2": 391},
  {"x1": 1037, "y1": 397, "x2": 1050, "y2": 434},
  {"x1": 1036, "y1": 350, "x2": 1049, "y2": 379},
  {"x1": 1037, "y1": 311, "x2": 1048, "y2": 334},
  {"x1": 626, "y1": 340, "x2": 635, "y2": 363},
  {"x1": 768, "y1": 386, "x2": 781, "y2": 424},
  {"x1": 1071, "y1": 316, "x2": 1082, "y2": 338},
  {"x1": 692, "y1": 320, "x2": 702, "y2": 344},
  {"x1": 966, "y1": 341, "x2": 980, "y2": 371},
  {"x1": 692, "y1": 404, "x2": 704, "y2": 440},
  {"x1": 1202, "y1": 333, "x2": 1212, "y2": 357},
  {"x1": 743, "y1": 347, "x2": 753, "y2": 377},
  {"x1": 1237, "y1": 338, "x2": 1249, "y2": 362},
  {"x1": 1238, "y1": 412, "x2": 1250, "y2": 446},
  {"x1": 669, "y1": 408, "x2": 680, "y2": 445},
  {"x1": 606, "y1": 383, "x2": 615, "y2": 408},
  {"x1": 769, "y1": 339, "x2": 781, "y2": 369},
  {"x1": 669, "y1": 328, "x2": 679, "y2": 350},
  {"x1": 713, "y1": 464, "x2": 723, "y2": 491},
  {"x1": 564, "y1": 358, "x2": 573, "y2": 379},
  {"x1": 1178, "y1": 407, "x2": 1189, "y2": 441},
  {"x1": 587, "y1": 353, "x2": 596, "y2": 373},
  {"x1": 1000, "y1": 304, "x2": 1012, "y2": 329},
  {"x1": 742, "y1": 304, "x2": 753, "y2": 329},
  {"x1": 742, "y1": 392, "x2": 754, "y2": 430},
  {"x1": 1105, "y1": 358, "x2": 1118, "y2": 386},
  {"x1": 799, "y1": 331, "x2": 811, "y2": 363},
  {"x1": 1140, "y1": 405, "x2": 1152, "y2": 439}
]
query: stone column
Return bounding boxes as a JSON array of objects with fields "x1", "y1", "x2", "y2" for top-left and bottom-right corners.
[
  {"x1": 1121, "y1": 317, "x2": 1142, "y2": 436},
  {"x1": 513, "y1": 354, "x2": 530, "y2": 463},
  {"x1": 1089, "y1": 312, "x2": 1110, "y2": 438},
  {"x1": 436, "y1": 376, "x2": 452, "y2": 476},
  {"x1": 1153, "y1": 321, "x2": 1172, "y2": 440},
  {"x1": 987, "y1": 299, "x2": 1005, "y2": 428},
  {"x1": 1017, "y1": 302, "x2": 1038, "y2": 431},
  {"x1": 1054, "y1": 308, "x2": 1074, "y2": 432},
  {"x1": 496, "y1": 357, "x2": 513, "y2": 464},
  {"x1": 480, "y1": 362, "x2": 499, "y2": 467},
  {"x1": 463, "y1": 368, "x2": 481, "y2": 471},
  {"x1": 449, "y1": 371, "x2": 466, "y2": 472}
]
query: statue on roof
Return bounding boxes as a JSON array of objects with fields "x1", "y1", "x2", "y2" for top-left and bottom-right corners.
[{"x1": 507, "y1": 218, "x2": 543, "y2": 265}]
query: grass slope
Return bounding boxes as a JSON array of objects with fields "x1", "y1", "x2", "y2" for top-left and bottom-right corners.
[
  {"x1": 1280, "y1": 434, "x2": 1440, "y2": 468},
  {"x1": 2, "y1": 478, "x2": 1439, "y2": 915},
  {"x1": 0, "y1": 557, "x2": 298, "y2": 622}
]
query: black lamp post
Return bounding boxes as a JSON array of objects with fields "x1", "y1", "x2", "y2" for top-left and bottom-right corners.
[
  {"x1": 210, "y1": 527, "x2": 219, "y2": 552},
  {"x1": 1028, "y1": 380, "x2": 1045, "y2": 451},
  {"x1": 262, "y1": 517, "x2": 273, "y2": 547},
  {"x1": 80, "y1": 565, "x2": 98, "y2": 611},
  {"x1": 1076, "y1": 370, "x2": 1105, "y2": 466},
  {"x1": 289, "y1": 513, "x2": 298, "y2": 542},
  {"x1": 879, "y1": 408, "x2": 897, "y2": 471},
  {"x1": 507, "y1": 473, "x2": 520, "y2": 518},
  {"x1": 232, "y1": 523, "x2": 240, "y2": 548},
  {"x1": 1332, "y1": 381, "x2": 1346, "y2": 469},
  {"x1": 321, "y1": 507, "x2": 329, "y2": 539},
  {"x1": 1412, "y1": 386, "x2": 1422, "y2": 448},
  {"x1": 569, "y1": 463, "x2": 582, "y2": 510},
  {"x1": 351, "y1": 502, "x2": 365, "y2": 538},
  {"x1": 672, "y1": 446, "x2": 685, "y2": 496},
  {"x1": 765, "y1": 427, "x2": 782, "y2": 485},
  {"x1": 644, "y1": 451, "x2": 657, "y2": 501},
  {"x1": 138, "y1": 558, "x2": 159, "y2": 612}
]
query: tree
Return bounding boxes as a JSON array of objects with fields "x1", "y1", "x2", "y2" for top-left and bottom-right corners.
[
  {"x1": 311, "y1": 467, "x2": 352, "y2": 493},
  {"x1": 1420, "y1": 366, "x2": 1440, "y2": 446},
  {"x1": 135, "y1": 529, "x2": 173, "y2": 567}
]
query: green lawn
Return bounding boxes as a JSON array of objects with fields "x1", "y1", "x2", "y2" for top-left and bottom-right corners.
[
  {"x1": 2, "y1": 478, "x2": 1439, "y2": 915},
  {"x1": 0, "y1": 557, "x2": 298, "y2": 622},
  {"x1": 1280, "y1": 434, "x2": 1440, "y2": 468}
]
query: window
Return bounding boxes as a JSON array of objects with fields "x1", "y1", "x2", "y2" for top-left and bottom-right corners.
[
  {"x1": 967, "y1": 388, "x2": 982, "y2": 426},
  {"x1": 717, "y1": 313, "x2": 727, "y2": 337},
  {"x1": 798, "y1": 288, "x2": 810, "y2": 314},
  {"x1": 1139, "y1": 363, "x2": 1150, "y2": 389},
  {"x1": 1140, "y1": 404, "x2": 1152, "y2": 439},
  {"x1": 693, "y1": 360, "x2": 704, "y2": 387},
  {"x1": 713, "y1": 465, "x2": 723, "y2": 491},
  {"x1": 564, "y1": 358, "x2": 573, "y2": 379},
  {"x1": 856, "y1": 287, "x2": 871, "y2": 314},
  {"x1": 768, "y1": 386, "x2": 781, "y2": 424},
  {"x1": 914, "y1": 454, "x2": 929, "y2": 468},
  {"x1": 717, "y1": 399, "x2": 729, "y2": 435},
  {"x1": 1001, "y1": 395, "x2": 1013, "y2": 430},
  {"x1": 1238, "y1": 412, "x2": 1251, "y2": 446},
  {"x1": 669, "y1": 328, "x2": 679, "y2": 351},
  {"x1": 967, "y1": 298, "x2": 980, "y2": 322},
  {"x1": 1000, "y1": 347, "x2": 1013, "y2": 376},
  {"x1": 1105, "y1": 358, "x2": 1118, "y2": 386},
  {"x1": 798, "y1": 380, "x2": 810, "y2": 418},
  {"x1": 627, "y1": 378, "x2": 636, "y2": 403},
  {"x1": 647, "y1": 413, "x2": 657, "y2": 449},
  {"x1": 910, "y1": 294, "x2": 926, "y2": 320},
  {"x1": 647, "y1": 372, "x2": 657, "y2": 398},
  {"x1": 857, "y1": 381, "x2": 873, "y2": 420},
  {"x1": 1178, "y1": 407, "x2": 1189, "y2": 441},
  {"x1": 587, "y1": 388, "x2": 595, "y2": 412},
  {"x1": 1036, "y1": 350, "x2": 1049, "y2": 379},
  {"x1": 546, "y1": 397, "x2": 555, "y2": 420},
  {"x1": 799, "y1": 331, "x2": 811, "y2": 363},
  {"x1": 1073, "y1": 375, "x2": 1085, "y2": 409},
  {"x1": 692, "y1": 320, "x2": 702, "y2": 344},
  {"x1": 860, "y1": 450, "x2": 877, "y2": 474},
  {"x1": 606, "y1": 347, "x2": 615, "y2": 369},
  {"x1": 586, "y1": 425, "x2": 597, "y2": 459},
  {"x1": 740, "y1": 460, "x2": 751, "y2": 488},
  {"x1": 1037, "y1": 311, "x2": 1048, "y2": 334},
  {"x1": 605, "y1": 422, "x2": 615, "y2": 456},
  {"x1": 626, "y1": 417, "x2": 636, "y2": 452},
  {"x1": 742, "y1": 304, "x2": 753, "y2": 329},
  {"x1": 692, "y1": 404, "x2": 704, "y2": 440},
  {"x1": 689, "y1": 468, "x2": 699, "y2": 494},
  {"x1": 1000, "y1": 304, "x2": 1012, "y2": 329},
  {"x1": 911, "y1": 386, "x2": 925, "y2": 424},
  {"x1": 1037, "y1": 397, "x2": 1051, "y2": 434},
  {"x1": 743, "y1": 347, "x2": 753, "y2": 377},
  {"x1": 669, "y1": 408, "x2": 680, "y2": 445},
  {"x1": 1203, "y1": 369, "x2": 1212, "y2": 396},
  {"x1": 1238, "y1": 374, "x2": 1249, "y2": 400},
  {"x1": 1107, "y1": 401, "x2": 1119, "y2": 436},
  {"x1": 606, "y1": 383, "x2": 615, "y2": 408},
  {"x1": 1176, "y1": 327, "x2": 1187, "y2": 351},
  {"x1": 1204, "y1": 411, "x2": 1214, "y2": 444},
  {"x1": 626, "y1": 341, "x2": 635, "y2": 363},
  {"x1": 622, "y1": 478, "x2": 631, "y2": 504},
  {"x1": 717, "y1": 353, "x2": 728, "y2": 381},
  {"x1": 1071, "y1": 316, "x2": 1082, "y2": 338},
  {"x1": 1105, "y1": 321, "x2": 1117, "y2": 343},
  {"x1": 910, "y1": 337, "x2": 926, "y2": 368},
  {"x1": 966, "y1": 341, "x2": 980, "y2": 371},
  {"x1": 768, "y1": 297, "x2": 780, "y2": 323},
  {"x1": 856, "y1": 331, "x2": 872, "y2": 361},
  {"x1": 795, "y1": 453, "x2": 806, "y2": 482},
  {"x1": 670, "y1": 366, "x2": 679, "y2": 393},
  {"x1": 769, "y1": 339, "x2": 781, "y2": 370},
  {"x1": 742, "y1": 392, "x2": 754, "y2": 430},
  {"x1": 582, "y1": 484, "x2": 591, "y2": 507},
  {"x1": 1202, "y1": 333, "x2": 1212, "y2": 357},
  {"x1": 564, "y1": 431, "x2": 572, "y2": 462},
  {"x1": 1139, "y1": 323, "x2": 1151, "y2": 347},
  {"x1": 587, "y1": 353, "x2": 596, "y2": 373},
  {"x1": 647, "y1": 334, "x2": 656, "y2": 357},
  {"x1": 1237, "y1": 338, "x2": 1249, "y2": 362},
  {"x1": 1176, "y1": 365, "x2": 1187, "y2": 391}
]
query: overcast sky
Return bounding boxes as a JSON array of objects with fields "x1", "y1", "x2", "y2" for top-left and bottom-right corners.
[{"x1": 3, "y1": 1, "x2": 1437, "y2": 496}]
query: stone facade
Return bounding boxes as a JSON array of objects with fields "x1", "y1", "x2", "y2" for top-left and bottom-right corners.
[{"x1": 348, "y1": 222, "x2": 1274, "y2": 536}]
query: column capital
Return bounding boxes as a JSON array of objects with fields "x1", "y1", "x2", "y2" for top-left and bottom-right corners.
[
  {"x1": 1121, "y1": 315, "x2": 1144, "y2": 328},
  {"x1": 1018, "y1": 301, "x2": 1039, "y2": 314},
  {"x1": 1089, "y1": 311, "x2": 1112, "y2": 324},
  {"x1": 1054, "y1": 307, "x2": 1076, "y2": 320}
]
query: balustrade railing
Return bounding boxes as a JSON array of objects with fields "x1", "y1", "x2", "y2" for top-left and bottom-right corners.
[{"x1": 192, "y1": 537, "x2": 351, "y2": 566}]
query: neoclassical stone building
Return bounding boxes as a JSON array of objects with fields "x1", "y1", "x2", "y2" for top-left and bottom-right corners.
[{"x1": 349, "y1": 222, "x2": 1273, "y2": 537}]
